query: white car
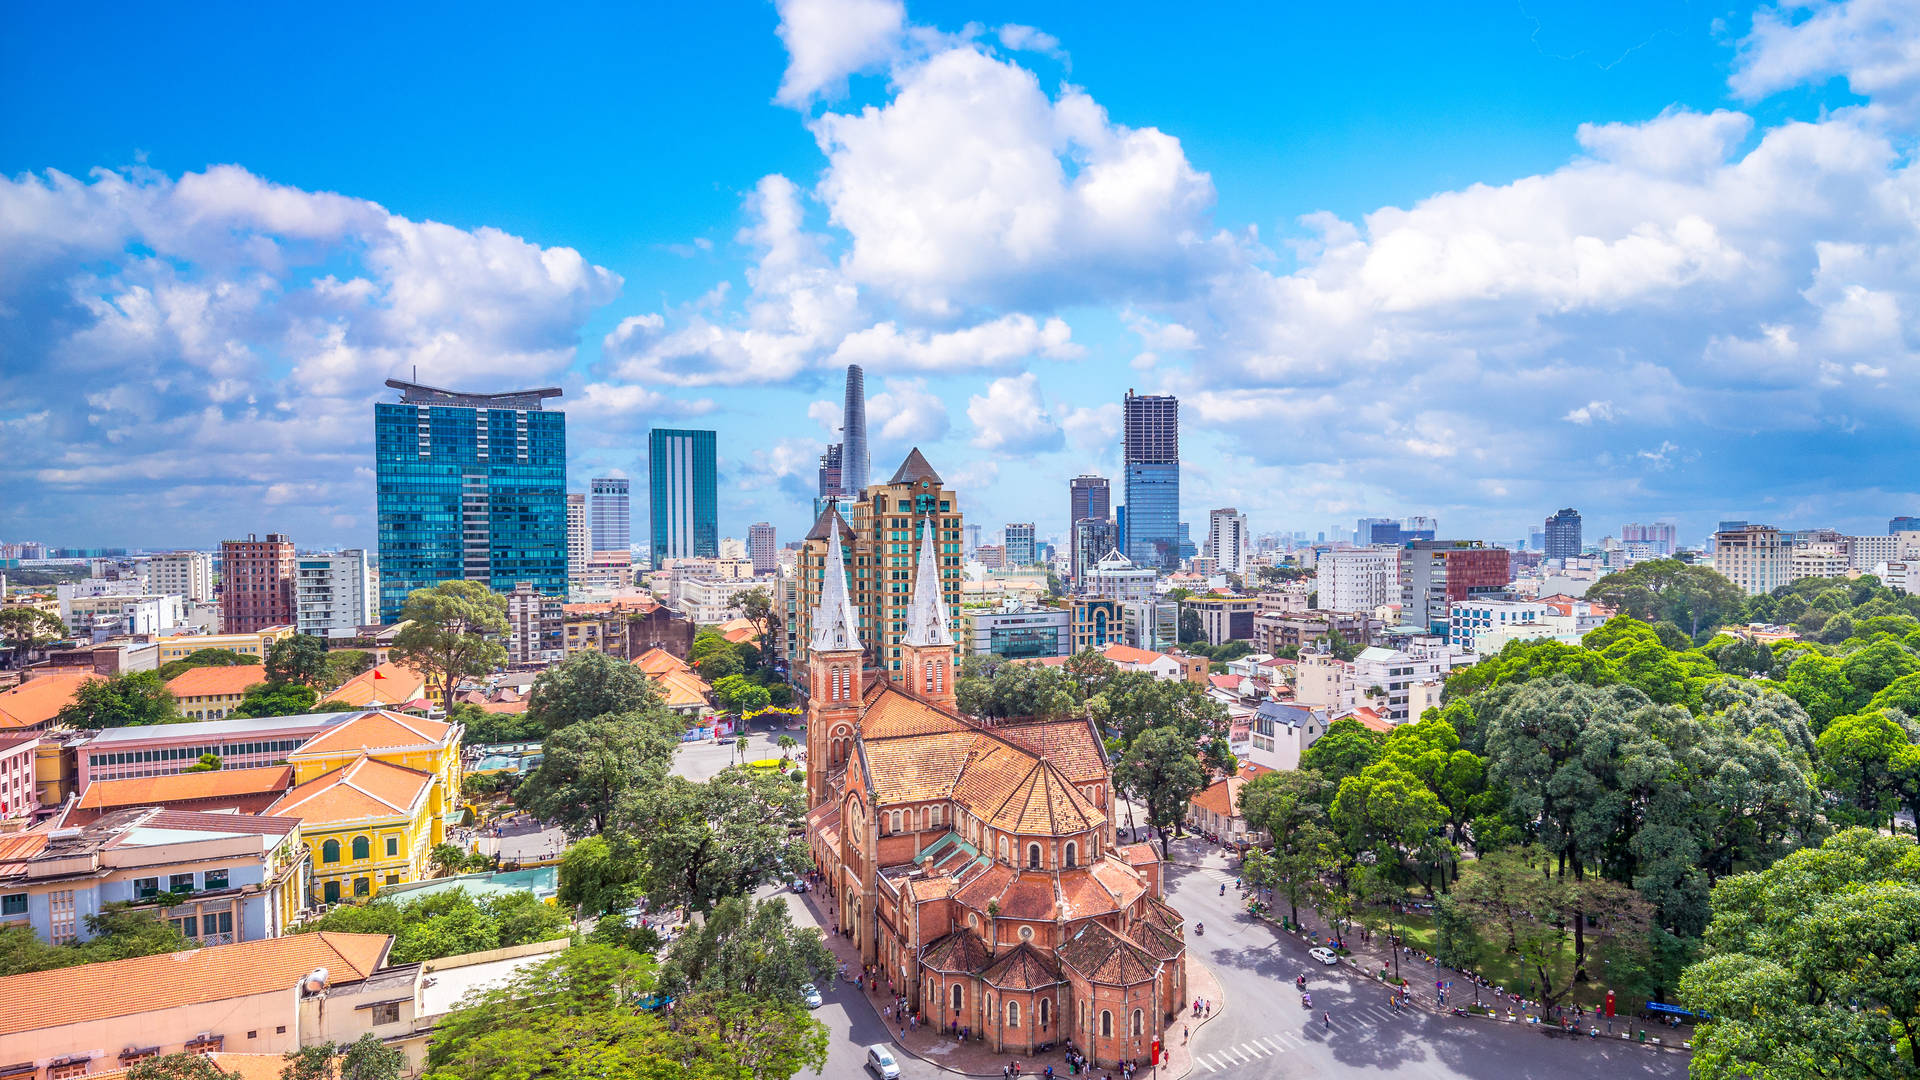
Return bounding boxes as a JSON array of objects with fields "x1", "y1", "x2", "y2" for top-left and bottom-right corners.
[
  {"x1": 865, "y1": 1045, "x2": 901, "y2": 1078},
  {"x1": 1308, "y1": 946, "x2": 1340, "y2": 966},
  {"x1": 801, "y1": 982, "x2": 823, "y2": 1008}
]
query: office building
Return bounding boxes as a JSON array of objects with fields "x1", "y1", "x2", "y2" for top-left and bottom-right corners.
[
  {"x1": 1544, "y1": 508, "x2": 1583, "y2": 560},
  {"x1": 838, "y1": 364, "x2": 870, "y2": 497},
  {"x1": 148, "y1": 551, "x2": 214, "y2": 604},
  {"x1": 1185, "y1": 594, "x2": 1257, "y2": 645},
  {"x1": 1354, "y1": 518, "x2": 1392, "y2": 546},
  {"x1": 748, "y1": 522, "x2": 778, "y2": 575},
  {"x1": 1401, "y1": 540, "x2": 1509, "y2": 633},
  {"x1": 963, "y1": 600, "x2": 1072, "y2": 659},
  {"x1": 374, "y1": 379, "x2": 568, "y2": 621},
  {"x1": 1004, "y1": 522, "x2": 1037, "y2": 566},
  {"x1": 1621, "y1": 522, "x2": 1676, "y2": 556},
  {"x1": 1891, "y1": 516, "x2": 1920, "y2": 534},
  {"x1": 1072, "y1": 518, "x2": 1120, "y2": 585},
  {"x1": 792, "y1": 449, "x2": 961, "y2": 677},
  {"x1": 649, "y1": 428, "x2": 719, "y2": 565},
  {"x1": 1206, "y1": 508, "x2": 1250, "y2": 576},
  {"x1": 590, "y1": 477, "x2": 631, "y2": 553},
  {"x1": 1714, "y1": 525, "x2": 1791, "y2": 596},
  {"x1": 1068, "y1": 474, "x2": 1112, "y2": 581},
  {"x1": 220, "y1": 533, "x2": 295, "y2": 634},
  {"x1": 817, "y1": 442, "x2": 843, "y2": 506},
  {"x1": 1318, "y1": 548, "x2": 1400, "y2": 613},
  {"x1": 1122, "y1": 390, "x2": 1180, "y2": 570},
  {"x1": 294, "y1": 549, "x2": 376, "y2": 639},
  {"x1": 566, "y1": 492, "x2": 589, "y2": 591},
  {"x1": 964, "y1": 523, "x2": 983, "y2": 554}
]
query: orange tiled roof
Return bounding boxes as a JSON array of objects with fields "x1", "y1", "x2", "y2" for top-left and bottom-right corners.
[
  {"x1": 475, "y1": 700, "x2": 530, "y2": 714},
  {"x1": 266, "y1": 756, "x2": 433, "y2": 824},
  {"x1": 717, "y1": 618, "x2": 759, "y2": 644},
  {"x1": 991, "y1": 719, "x2": 1107, "y2": 784},
  {"x1": 1188, "y1": 762, "x2": 1275, "y2": 819},
  {"x1": 654, "y1": 669, "x2": 711, "y2": 710},
  {"x1": 75, "y1": 765, "x2": 294, "y2": 811},
  {"x1": 1140, "y1": 896, "x2": 1184, "y2": 934},
  {"x1": 165, "y1": 664, "x2": 268, "y2": 697},
  {"x1": 1101, "y1": 644, "x2": 1168, "y2": 666},
  {"x1": 0, "y1": 831, "x2": 50, "y2": 874},
  {"x1": 632, "y1": 647, "x2": 691, "y2": 677},
  {"x1": 859, "y1": 686, "x2": 971, "y2": 740},
  {"x1": 1057, "y1": 920, "x2": 1159, "y2": 987},
  {"x1": 921, "y1": 929, "x2": 993, "y2": 974},
  {"x1": 1117, "y1": 842, "x2": 1159, "y2": 868},
  {"x1": 1349, "y1": 707, "x2": 1392, "y2": 734},
  {"x1": 962, "y1": 755, "x2": 1104, "y2": 836},
  {"x1": 324, "y1": 662, "x2": 429, "y2": 707},
  {"x1": 1128, "y1": 919, "x2": 1184, "y2": 961},
  {"x1": 293, "y1": 709, "x2": 452, "y2": 759},
  {"x1": 0, "y1": 673, "x2": 97, "y2": 729},
  {"x1": 981, "y1": 942, "x2": 1063, "y2": 990},
  {"x1": 0, "y1": 932, "x2": 389, "y2": 1037}
]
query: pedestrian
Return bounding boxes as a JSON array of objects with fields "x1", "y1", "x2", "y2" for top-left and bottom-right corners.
[{"x1": 1323, "y1": 1011, "x2": 1331, "y2": 1029}]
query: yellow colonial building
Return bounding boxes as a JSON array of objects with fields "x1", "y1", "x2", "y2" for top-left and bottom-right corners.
[
  {"x1": 154, "y1": 626, "x2": 298, "y2": 662},
  {"x1": 265, "y1": 710, "x2": 462, "y2": 905}
]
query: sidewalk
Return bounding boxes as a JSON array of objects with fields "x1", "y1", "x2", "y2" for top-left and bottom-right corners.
[{"x1": 795, "y1": 885, "x2": 1224, "y2": 1078}]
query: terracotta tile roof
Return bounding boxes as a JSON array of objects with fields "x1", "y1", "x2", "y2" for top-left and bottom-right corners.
[
  {"x1": 905, "y1": 876, "x2": 955, "y2": 904},
  {"x1": 75, "y1": 765, "x2": 294, "y2": 811},
  {"x1": 993, "y1": 872, "x2": 1061, "y2": 922},
  {"x1": 1127, "y1": 919, "x2": 1184, "y2": 961},
  {"x1": 324, "y1": 662, "x2": 429, "y2": 707},
  {"x1": 1348, "y1": 707, "x2": 1393, "y2": 733},
  {"x1": 267, "y1": 756, "x2": 434, "y2": 824},
  {"x1": 920, "y1": 929, "x2": 992, "y2": 974},
  {"x1": 653, "y1": 668, "x2": 711, "y2": 710},
  {"x1": 1056, "y1": 869, "x2": 1121, "y2": 920},
  {"x1": 981, "y1": 943, "x2": 1063, "y2": 990},
  {"x1": 0, "y1": 831, "x2": 49, "y2": 874},
  {"x1": 293, "y1": 709, "x2": 452, "y2": 759},
  {"x1": 1090, "y1": 858, "x2": 1146, "y2": 910},
  {"x1": 0, "y1": 673, "x2": 97, "y2": 729},
  {"x1": 632, "y1": 647, "x2": 691, "y2": 677},
  {"x1": 1187, "y1": 763, "x2": 1275, "y2": 819},
  {"x1": 1140, "y1": 897, "x2": 1184, "y2": 934},
  {"x1": 475, "y1": 700, "x2": 530, "y2": 714},
  {"x1": 859, "y1": 686, "x2": 971, "y2": 740},
  {"x1": 967, "y1": 757, "x2": 1105, "y2": 836},
  {"x1": 1118, "y1": 843, "x2": 1159, "y2": 869},
  {"x1": 1208, "y1": 674, "x2": 1240, "y2": 691},
  {"x1": 0, "y1": 931, "x2": 389, "y2": 1037},
  {"x1": 1101, "y1": 644, "x2": 1168, "y2": 666},
  {"x1": 165, "y1": 664, "x2": 268, "y2": 697},
  {"x1": 717, "y1": 618, "x2": 759, "y2": 644},
  {"x1": 861, "y1": 730, "x2": 979, "y2": 804},
  {"x1": 989, "y1": 719, "x2": 1107, "y2": 785},
  {"x1": 1057, "y1": 921, "x2": 1160, "y2": 987},
  {"x1": 950, "y1": 862, "x2": 1017, "y2": 914}
]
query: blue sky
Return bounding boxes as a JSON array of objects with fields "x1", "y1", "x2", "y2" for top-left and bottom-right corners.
[{"x1": 3, "y1": 0, "x2": 1916, "y2": 554}]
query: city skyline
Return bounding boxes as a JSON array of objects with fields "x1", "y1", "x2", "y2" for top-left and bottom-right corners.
[{"x1": 4, "y1": 2, "x2": 1918, "y2": 550}]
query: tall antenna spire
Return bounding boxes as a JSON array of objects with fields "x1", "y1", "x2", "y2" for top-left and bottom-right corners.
[
  {"x1": 901, "y1": 514, "x2": 954, "y2": 648},
  {"x1": 809, "y1": 514, "x2": 862, "y2": 653}
]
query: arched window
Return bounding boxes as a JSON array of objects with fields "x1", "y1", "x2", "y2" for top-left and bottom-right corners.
[
  {"x1": 931, "y1": 805, "x2": 942, "y2": 827},
  {"x1": 1007, "y1": 1001, "x2": 1020, "y2": 1027},
  {"x1": 935, "y1": 660, "x2": 944, "y2": 693},
  {"x1": 351, "y1": 836, "x2": 370, "y2": 861},
  {"x1": 1038, "y1": 998, "x2": 1050, "y2": 1029},
  {"x1": 1028, "y1": 843, "x2": 1041, "y2": 869},
  {"x1": 1133, "y1": 1009, "x2": 1143, "y2": 1036},
  {"x1": 1065, "y1": 842, "x2": 1078, "y2": 868},
  {"x1": 353, "y1": 877, "x2": 370, "y2": 897},
  {"x1": 888, "y1": 810, "x2": 900, "y2": 834},
  {"x1": 998, "y1": 835, "x2": 1009, "y2": 861},
  {"x1": 321, "y1": 839, "x2": 340, "y2": 864},
  {"x1": 920, "y1": 807, "x2": 930, "y2": 830},
  {"x1": 1101, "y1": 1010, "x2": 1112, "y2": 1038},
  {"x1": 952, "y1": 984, "x2": 964, "y2": 1012}
]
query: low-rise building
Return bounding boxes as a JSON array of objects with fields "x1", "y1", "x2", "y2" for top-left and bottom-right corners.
[
  {"x1": 631, "y1": 648, "x2": 713, "y2": 721},
  {"x1": 154, "y1": 626, "x2": 297, "y2": 663},
  {"x1": 166, "y1": 664, "x2": 268, "y2": 720},
  {"x1": 322, "y1": 661, "x2": 432, "y2": 710},
  {"x1": 1184, "y1": 594, "x2": 1257, "y2": 646},
  {"x1": 1, "y1": 733, "x2": 39, "y2": 823},
  {"x1": 1185, "y1": 762, "x2": 1275, "y2": 845},
  {"x1": 1446, "y1": 599, "x2": 1552, "y2": 653},
  {"x1": 77, "y1": 711, "x2": 357, "y2": 788},
  {"x1": 1243, "y1": 703, "x2": 1330, "y2": 772},
  {"x1": 0, "y1": 808, "x2": 307, "y2": 947},
  {"x1": 1251, "y1": 610, "x2": 1380, "y2": 655},
  {"x1": 963, "y1": 601, "x2": 1072, "y2": 659},
  {"x1": 0, "y1": 673, "x2": 97, "y2": 733},
  {"x1": 63, "y1": 765, "x2": 294, "y2": 825}
]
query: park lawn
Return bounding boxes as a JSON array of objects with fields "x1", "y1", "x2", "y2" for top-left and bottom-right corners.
[{"x1": 1371, "y1": 912, "x2": 1631, "y2": 1016}]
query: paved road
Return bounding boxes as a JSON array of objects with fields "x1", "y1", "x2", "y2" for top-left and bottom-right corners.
[
  {"x1": 672, "y1": 725, "x2": 805, "y2": 781},
  {"x1": 1167, "y1": 862, "x2": 1688, "y2": 1080}
]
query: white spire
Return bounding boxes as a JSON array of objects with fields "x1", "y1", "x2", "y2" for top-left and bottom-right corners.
[
  {"x1": 902, "y1": 514, "x2": 954, "y2": 648},
  {"x1": 809, "y1": 520, "x2": 862, "y2": 653}
]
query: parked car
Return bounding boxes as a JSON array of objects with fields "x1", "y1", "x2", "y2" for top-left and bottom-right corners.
[
  {"x1": 801, "y1": 982, "x2": 823, "y2": 1009},
  {"x1": 1308, "y1": 946, "x2": 1340, "y2": 966},
  {"x1": 789, "y1": 878, "x2": 810, "y2": 893},
  {"x1": 865, "y1": 1045, "x2": 901, "y2": 1079}
]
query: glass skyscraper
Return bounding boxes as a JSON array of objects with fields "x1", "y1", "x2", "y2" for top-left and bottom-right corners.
[
  {"x1": 590, "y1": 477, "x2": 631, "y2": 552},
  {"x1": 1123, "y1": 390, "x2": 1180, "y2": 570},
  {"x1": 649, "y1": 428, "x2": 718, "y2": 564},
  {"x1": 374, "y1": 379, "x2": 568, "y2": 621}
]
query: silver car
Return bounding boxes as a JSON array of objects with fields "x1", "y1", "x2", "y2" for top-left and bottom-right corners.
[
  {"x1": 865, "y1": 1045, "x2": 901, "y2": 1078},
  {"x1": 801, "y1": 982, "x2": 823, "y2": 1008}
]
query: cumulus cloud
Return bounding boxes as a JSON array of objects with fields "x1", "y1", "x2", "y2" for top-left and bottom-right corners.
[
  {"x1": 773, "y1": 0, "x2": 905, "y2": 107},
  {"x1": 967, "y1": 373, "x2": 1064, "y2": 452},
  {"x1": 868, "y1": 377, "x2": 950, "y2": 442},
  {"x1": 1731, "y1": 0, "x2": 1920, "y2": 121},
  {"x1": 1564, "y1": 401, "x2": 1616, "y2": 424},
  {"x1": 831, "y1": 314, "x2": 1082, "y2": 372}
]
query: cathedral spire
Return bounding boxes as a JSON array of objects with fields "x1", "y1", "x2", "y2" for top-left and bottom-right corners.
[
  {"x1": 902, "y1": 513, "x2": 954, "y2": 648},
  {"x1": 809, "y1": 515, "x2": 862, "y2": 653}
]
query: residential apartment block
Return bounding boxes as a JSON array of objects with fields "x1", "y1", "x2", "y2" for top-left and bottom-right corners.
[
  {"x1": 147, "y1": 551, "x2": 214, "y2": 604},
  {"x1": 1400, "y1": 541, "x2": 1509, "y2": 633},
  {"x1": 294, "y1": 549, "x2": 375, "y2": 639},
  {"x1": 1317, "y1": 548, "x2": 1400, "y2": 613},
  {"x1": 221, "y1": 533, "x2": 296, "y2": 634},
  {"x1": 1713, "y1": 525, "x2": 1791, "y2": 596}
]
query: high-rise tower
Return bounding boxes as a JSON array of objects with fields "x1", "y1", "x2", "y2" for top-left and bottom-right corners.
[
  {"x1": 1544, "y1": 508, "x2": 1583, "y2": 560},
  {"x1": 375, "y1": 379, "x2": 567, "y2": 621},
  {"x1": 590, "y1": 477, "x2": 631, "y2": 553},
  {"x1": 1122, "y1": 390, "x2": 1180, "y2": 570},
  {"x1": 839, "y1": 365, "x2": 869, "y2": 497},
  {"x1": 649, "y1": 429, "x2": 719, "y2": 565}
]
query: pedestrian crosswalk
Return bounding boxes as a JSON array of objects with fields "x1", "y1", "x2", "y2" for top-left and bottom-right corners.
[{"x1": 1192, "y1": 1004, "x2": 1413, "y2": 1072}]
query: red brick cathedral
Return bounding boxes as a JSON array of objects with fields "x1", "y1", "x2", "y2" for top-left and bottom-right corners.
[{"x1": 804, "y1": 507, "x2": 1188, "y2": 1066}]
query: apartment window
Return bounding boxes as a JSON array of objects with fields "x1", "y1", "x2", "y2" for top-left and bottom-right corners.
[
  {"x1": 204, "y1": 868, "x2": 229, "y2": 890},
  {"x1": 202, "y1": 911, "x2": 233, "y2": 937},
  {"x1": 170, "y1": 873, "x2": 196, "y2": 893},
  {"x1": 352, "y1": 836, "x2": 371, "y2": 861},
  {"x1": 173, "y1": 916, "x2": 198, "y2": 939},
  {"x1": 134, "y1": 877, "x2": 161, "y2": 900},
  {"x1": 372, "y1": 1002, "x2": 401, "y2": 1025},
  {"x1": 354, "y1": 877, "x2": 370, "y2": 897},
  {"x1": 48, "y1": 890, "x2": 76, "y2": 943},
  {"x1": 322, "y1": 839, "x2": 341, "y2": 863},
  {"x1": 0, "y1": 893, "x2": 25, "y2": 916},
  {"x1": 386, "y1": 836, "x2": 399, "y2": 857}
]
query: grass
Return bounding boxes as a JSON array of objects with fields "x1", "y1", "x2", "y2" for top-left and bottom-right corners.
[{"x1": 1376, "y1": 911, "x2": 1632, "y2": 1015}]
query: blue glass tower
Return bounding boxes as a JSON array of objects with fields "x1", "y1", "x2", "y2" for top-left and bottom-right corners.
[
  {"x1": 375, "y1": 379, "x2": 568, "y2": 622},
  {"x1": 649, "y1": 428, "x2": 719, "y2": 565},
  {"x1": 1122, "y1": 390, "x2": 1180, "y2": 570}
]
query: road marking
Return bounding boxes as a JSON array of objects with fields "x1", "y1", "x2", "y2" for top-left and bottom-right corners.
[
  {"x1": 1264, "y1": 1035, "x2": 1290, "y2": 1052},
  {"x1": 1223, "y1": 1047, "x2": 1247, "y2": 1064},
  {"x1": 1246, "y1": 1040, "x2": 1272, "y2": 1056},
  {"x1": 1197, "y1": 1055, "x2": 1215, "y2": 1072}
]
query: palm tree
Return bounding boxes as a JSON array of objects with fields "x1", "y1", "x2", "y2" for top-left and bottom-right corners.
[
  {"x1": 734, "y1": 735, "x2": 749, "y2": 765},
  {"x1": 777, "y1": 734, "x2": 798, "y2": 764}
]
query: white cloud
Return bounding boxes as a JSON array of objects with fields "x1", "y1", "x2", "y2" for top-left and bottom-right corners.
[
  {"x1": 867, "y1": 377, "x2": 950, "y2": 442},
  {"x1": 1564, "y1": 400, "x2": 1616, "y2": 424},
  {"x1": 773, "y1": 0, "x2": 905, "y2": 107},
  {"x1": 967, "y1": 373, "x2": 1064, "y2": 452},
  {"x1": 996, "y1": 24, "x2": 1064, "y2": 60},
  {"x1": 830, "y1": 313, "x2": 1082, "y2": 372},
  {"x1": 1731, "y1": 0, "x2": 1920, "y2": 121}
]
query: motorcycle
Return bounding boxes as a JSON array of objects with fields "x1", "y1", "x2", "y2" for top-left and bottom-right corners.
[
  {"x1": 1195, "y1": 922, "x2": 1205, "y2": 936},
  {"x1": 1302, "y1": 993, "x2": 1312, "y2": 1009}
]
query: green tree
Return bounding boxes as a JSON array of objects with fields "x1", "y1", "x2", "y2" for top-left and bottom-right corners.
[
  {"x1": 516, "y1": 713, "x2": 679, "y2": 837},
  {"x1": 280, "y1": 1044, "x2": 337, "y2": 1080},
  {"x1": 1238, "y1": 768, "x2": 1339, "y2": 926},
  {"x1": 732, "y1": 586, "x2": 779, "y2": 667},
  {"x1": 424, "y1": 944, "x2": 663, "y2": 1074},
  {"x1": 156, "y1": 647, "x2": 254, "y2": 681},
  {"x1": 336, "y1": 1031, "x2": 405, "y2": 1080},
  {"x1": 265, "y1": 633, "x2": 330, "y2": 686},
  {"x1": 1777, "y1": 652, "x2": 1860, "y2": 732},
  {"x1": 1298, "y1": 717, "x2": 1385, "y2": 785},
  {"x1": 1332, "y1": 762, "x2": 1451, "y2": 893},
  {"x1": 298, "y1": 888, "x2": 568, "y2": 964},
  {"x1": 558, "y1": 834, "x2": 643, "y2": 916},
  {"x1": 184, "y1": 752, "x2": 221, "y2": 773},
  {"x1": 1680, "y1": 829, "x2": 1920, "y2": 1080},
  {"x1": 1450, "y1": 848, "x2": 1650, "y2": 1007},
  {"x1": 451, "y1": 698, "x2": 541, "y2": 744},
  {"x1": 1177, "y1": 606, "x2": 1203, "y2": 645},
  {"x1": 389, "y1": 580, "x2": 509, "y2": 710},
  {"x1": 1584, "y1": 558, "x2": 1746, "y2": 640},
  {"x1": 956, "y1": 655, "x2": 1079, "y2": 719},
  {"x1": 657, "y1": 895, "x2": 834, "y2": 1003},
  {"x1": 320, "y1": 648, "x2": 376, "y2": 690},
  {"x1": 229, "y1": 681, "x2": 319, "y2": 719},
  {"x1": 626, "y1": 768, "x2": 811, "y2": 915},
  {"x1": 127, "y1": 1055, "x2": 241, "y2": 1080},
  {"x1": 1091, "y1": 672, "x2": 1233, "y2": 771},
  {"x1": 54, "y1": 671, "x2": 180, "y2": 728},
  {"x1": 1115, "y1": 726, "x2": 1211, "y2": 858},
  {"x1": 695, "y1": 648, "x2": 743, "y2": 682},
  {"x1": 0, "y1": 605, "x2": 68, "y2": 656},
  {"x1": 1063, "y1": 649, "x2": 1120, "y2": 701},
  {"x1": 712, "y1": 673, "x2": 771, "y2": 714},
  {"x1": 776, "y1": 734, "x2": 798, "y2": 762},
  {"x1": 1816, "y1": 710, "x2": 1912, "y2": 831}
]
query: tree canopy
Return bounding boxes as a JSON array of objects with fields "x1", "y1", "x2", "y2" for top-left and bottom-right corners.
[
  {"x1": 54, "y1": 671, "x2": 179, "y2": 728},
  {"x1": 390, "y1": 580, "x2": 509, "y2": 709}
]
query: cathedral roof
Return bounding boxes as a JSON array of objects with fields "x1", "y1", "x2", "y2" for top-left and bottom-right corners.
[
  {"x1": 921, "y1": 929, "x2": 993, "y2": 974},
  {"x1": 990, "y1": 718, "x2": 1110, "y2": 786},
  {"x1": 1139, "y1": 896, "x2": 1184, "y2": 934},
  {"x1": 888, "y1": 447, "x2": 942, "y2": 485},
  {"x1": 1058, "y1": 921, "x2": 1161, "y2": 987},
  {"x1": 804, "y1": 501, "x2": 855, "y2": 542},
  {"x1": 901, "y1": 513, "x2": 954, "y2": 649},
  {"x1": 981, "y1": 943, "x2": 1064, "y2": 990},
  {"x1": 809, "y1": 522, "x2": 862, "y2": 653},
  {"x1": 1127, "y1": 919, "x2": 1184, "y2": 961},
  {"x1": 955, "y1": 748, "x2": 1106, "y2": 837},
  {"x1": 859, "y1": 685, "x2": 972, "y2": 740}
]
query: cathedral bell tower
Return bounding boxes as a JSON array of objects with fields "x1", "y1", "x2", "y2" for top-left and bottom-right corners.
[
  {"x1": 806, "y1": 512, "x2": 863, "y2": 808},
  {"x1": 899, "y1": 513, "x2": 957, "y2": 711}
]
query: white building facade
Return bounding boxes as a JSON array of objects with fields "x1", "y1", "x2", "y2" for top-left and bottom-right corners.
[
  {"x1": 294, "y1": 550, "x2": 376, "y2": 639},
  {"x1": 148, "y1": 552, "x2": 215, "y2": 604},
  {"x1": 1318, "y1": 548, "x2": 1400, "y2": 613}
]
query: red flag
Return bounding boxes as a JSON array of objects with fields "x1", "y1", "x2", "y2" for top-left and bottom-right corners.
[{"x1": 373, "y1": 669, "x2": 387, "y2": 680}]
